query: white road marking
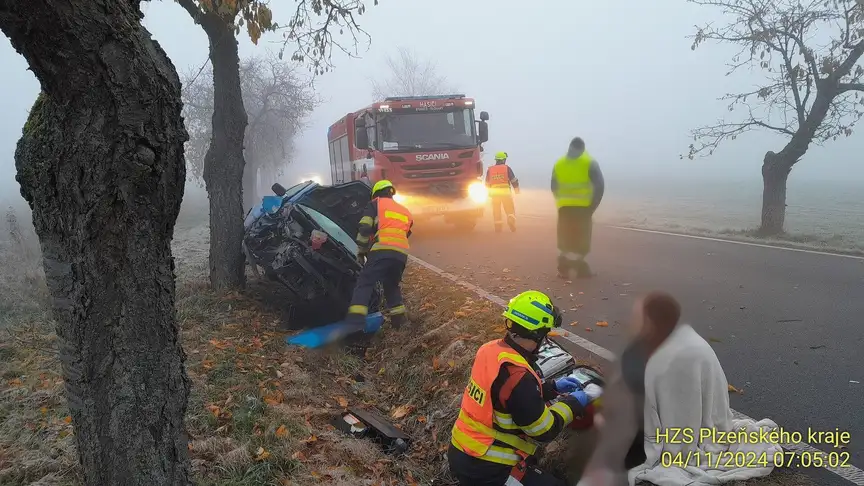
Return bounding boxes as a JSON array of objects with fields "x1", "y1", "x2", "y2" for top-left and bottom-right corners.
[
  {"x1": 607, "y1": 226, "x2": 864, "y2": 260},
  {"x1": 409, "y1": 255, "x2": 864, "y2": 485},
  {"x1": 520, "y1": 214, "x2": 863, "y2": 260}
]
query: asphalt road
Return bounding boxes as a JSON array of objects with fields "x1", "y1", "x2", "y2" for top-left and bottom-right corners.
[{"x1": 408, "y1": 214, "x2": 864, "y2": 484}]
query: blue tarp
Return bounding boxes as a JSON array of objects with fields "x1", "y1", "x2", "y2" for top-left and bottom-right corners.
[{"x1": 286, "y1": 312, "x2": 385, "y2": 348}]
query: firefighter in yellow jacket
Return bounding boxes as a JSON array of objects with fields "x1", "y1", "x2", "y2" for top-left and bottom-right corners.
[
  {"x1": 551, "y1": 137, "x2": 604, "y2": 279},
  {"x1": 447, "y1": 290, "x2": 591, "y2": 486},
  {"x1": 485, "y1": 151, "x2": 520, "y2": 232},
  {"x1": 345, "y1": 180, "x2": 414, "y2": 327}
]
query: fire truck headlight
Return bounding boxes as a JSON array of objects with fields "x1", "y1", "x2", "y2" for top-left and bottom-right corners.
[
  {"x1": 468, "y1": 181, "x2": 488, "y2": 204},
  {"x1": 393, "y1": 193, "x2": 407, "y2": 204}
]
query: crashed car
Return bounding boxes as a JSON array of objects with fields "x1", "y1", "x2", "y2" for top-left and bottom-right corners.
[{"x1": 243, "y1": 180, "x2": 382, "y2": 324}]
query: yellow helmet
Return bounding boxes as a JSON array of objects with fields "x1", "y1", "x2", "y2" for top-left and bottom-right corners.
[
  {"x1": 502, "y1": 290, "x2": 562, "y2": 337},
  {"x1": 494, "y1": 151, "x2": 507, "y2": 161},
  {"x1": 372, "y1": 179, "x2": 395, "y2": 197}
]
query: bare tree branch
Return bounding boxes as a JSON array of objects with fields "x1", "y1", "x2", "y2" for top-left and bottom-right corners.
[
  {"x1": 369, "y1": 46, "x2": 457, "y2": 99},
  {"x1": 180, "y1": 49, "x2": 319, "y2": 182},
  {"x1": 276, "y1": 0, "x2": 374, "y2": 76},
  {"x1": 839, "y1": 82, "x2": 864, "y2": 91},
  {"x1": 686, "y1": 0, "x2": 864, "y2": 160}
]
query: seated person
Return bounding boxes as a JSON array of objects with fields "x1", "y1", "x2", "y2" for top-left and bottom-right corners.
[{"x1": 627, "y1": 293, "x2": 781, "y2": 485}]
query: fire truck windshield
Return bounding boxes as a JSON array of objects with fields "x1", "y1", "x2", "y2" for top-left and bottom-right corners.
[{"x1": 377, "y1": 108, "x2": 476, "y2": 151}]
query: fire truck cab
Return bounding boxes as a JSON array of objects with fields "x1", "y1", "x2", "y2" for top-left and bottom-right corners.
[{"x1": 327, "y1": 94, "x2": 490, "y2": 231}]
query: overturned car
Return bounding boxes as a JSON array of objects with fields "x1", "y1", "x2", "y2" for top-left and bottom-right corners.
[{"x1": 243, "y1": 180, "x2": 382, "y2": 324}]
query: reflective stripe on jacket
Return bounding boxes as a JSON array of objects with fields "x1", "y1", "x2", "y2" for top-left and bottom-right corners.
[
  {"x1": 450, "y1": 339, "x2": 544, "y2": 466},
  {"x1": 486, "y1": 164, "x2": 511, "y2": 195},
  {"x1": 553, "y1": 152, "x2": 594, "y2": 208},
  {"x1": 371, "y1": 197, "x2": 412, "y2": 253}
]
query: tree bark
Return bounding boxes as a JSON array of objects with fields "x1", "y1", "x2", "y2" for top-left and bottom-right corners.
[
  {"x1": 243, "y1": 145, "x2": 260, "y2": 211},
  {"x1": 759, "y1": 151, "x2": 792, "y2": 236},
  {"x1": 0, "y1": 1, "x2": 191, "y2": 485},
  {"x1": 203, "y1": 19, "x2": 248, "y2": 289}
]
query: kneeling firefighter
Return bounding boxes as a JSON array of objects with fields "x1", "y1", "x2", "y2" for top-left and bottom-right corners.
[
  {"x1": 345, "y1": 180, "x2": 414, "y2": 327},
  {"x1": 447, "y1": 290, "x2": 591, "y2": 486}
]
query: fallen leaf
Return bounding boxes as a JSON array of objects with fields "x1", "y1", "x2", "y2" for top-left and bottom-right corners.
[
  {"x1": 336, "y1": 396, "x2": 349, "y2": 408},
  {"x1": 585, "y1": 328, "x2": 593, "y2": 332},
  {"x1": 303, "y1": 435, "x2": 318, "y2": 444},
  {"x1": 254, "y1": 446, "x2": 270, "y2": 461},
  {"x1": 8, "y1": 378, "x2": 22, "y2": 387},
  {"x1": 568, "y1": 321, "x2": 579, "y2": 327},
  {"x1": 578, "y1": 291, "x2": 584, "y2": 295},
  {"x1": 208, "y1": 339, "x2": 229, "y2": 350},
  {"x1": 548, "y1": 331, "x2": 560, "y2": 337},
  {"x1": 206, "y1": 405, "x2": 221, "y2": 417},
  {"x1": 417, "y1": 416, "x2": 427, "y2": 423},
  {"x1": 63, "y1": 416, "x2": 72, "y2": 424},
  {"x1": 275, "y1": 424, "x2": 288, "y2": 438},
  {"x1": 40, "y1": 407, "x2": 48, "y2": 415},
  {"x1": 447, "y1": 360, "x2": 456, "y2": 368},
  {"x1": 291, "y1": 450, "x2": 307, "y2": 460},
  {"x1": 263, "y1": 390, "x2": 284, "y2": 405},
  {"x1": 728, "y1": 384, "x2": 743, "y2": 394},
  {"x1": 595, "y1": 321, "x2": 609, "y2": 327},
  {"x1": 201, "y1": 360, "x2": 214, "y2": 370},
  {"x1": 391, "y1": 404, "x2": 413, "y2": 419},
  {"x1": 432, "y1": 357, "x2": 440, "y2": 370},
  {"x1": 378, "y1": 367, "x2": 385, "y2": 375}
]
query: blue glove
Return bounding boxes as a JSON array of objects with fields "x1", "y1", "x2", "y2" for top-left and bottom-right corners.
[
  {"x1": 568, "y1": 389, "x2": 590, "y2": 407},
  {"x1": 554, "y1": 376, "x2": 582, "y2": 393}
]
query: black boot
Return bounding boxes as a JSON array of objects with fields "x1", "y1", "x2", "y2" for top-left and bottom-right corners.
[
  {"x1": 390, "y1": 313, "x2": 408, "y2": 328},
  {"x1": 556, "y1": 256, "x2": 570, "y2": 280},
  {"x1": 575, "y1": 260, "x2": 596, "y2": 278}
]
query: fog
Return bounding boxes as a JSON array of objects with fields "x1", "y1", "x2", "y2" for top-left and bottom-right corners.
[{"x1": 2, "y1": 0, "x2": 863, "y2": 209}]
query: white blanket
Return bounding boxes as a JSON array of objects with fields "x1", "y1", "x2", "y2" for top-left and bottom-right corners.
[{"x1": 628, "y1": 324, "x2": 781, "y2": 486}]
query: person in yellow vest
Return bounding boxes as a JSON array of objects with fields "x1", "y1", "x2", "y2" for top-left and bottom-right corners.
[
  {"x1": 551, "y1": 137, "x2": 605, "y2": 279},
  {"x1": 447, "y1": 290, "x2": 591, "y2": 486},
  {"x1": 345, "y1": 180, "x2": 414, "y2": 327},
  {"x1": 485, "y1": 151, "x2": 520, "y2": 232}
]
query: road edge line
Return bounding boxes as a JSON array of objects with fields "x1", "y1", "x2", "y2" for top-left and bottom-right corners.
[
  {"x1": 518, "y1": 214, "x2": 864, "y2": 260},
  {"x1": 408, "y1": 255, "x2": 864, "y2": 485}
]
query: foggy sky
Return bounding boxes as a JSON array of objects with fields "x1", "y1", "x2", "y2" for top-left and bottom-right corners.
[{"x1": 1, "y1": 0, "x2": 862, "y2": 206}]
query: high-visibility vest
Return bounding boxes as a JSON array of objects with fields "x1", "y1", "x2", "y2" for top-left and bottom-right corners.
[
  {"x1": 552, "y1": 152, "x2": 594, "y2": 208},
  {"x1": 371, "y1": 197, "x2": 412, "y2": 253},
  {"x1": 450, "y1": 340, "x2": 543, "y2": 466},
  {"x1": 486, "y1": 164, "x2": 511, "y2": 195}
]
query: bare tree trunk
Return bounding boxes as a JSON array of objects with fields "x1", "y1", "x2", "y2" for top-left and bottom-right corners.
[
  {"x1": 0, "y1": 1, "x2": 191, "y2": 485},
  {"x1": 758, "y1": 151, "x2": 792, "y2": 236},
  {"x1": 203, "y1": 21, "x2": 248, "y2": 289}
]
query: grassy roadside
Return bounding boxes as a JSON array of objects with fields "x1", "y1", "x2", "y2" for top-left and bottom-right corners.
[{"x1": 0, "y1": 221, "x2": 819, "y2": 486}]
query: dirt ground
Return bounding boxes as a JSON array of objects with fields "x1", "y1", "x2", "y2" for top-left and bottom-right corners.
[{"x1": 0, "y1": 221, "x2": 820, "y2": 486}]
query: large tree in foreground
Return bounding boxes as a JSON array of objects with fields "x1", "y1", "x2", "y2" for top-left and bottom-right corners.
[
  {"x1": 0, "y1": 0, "x2": 191, "y2": 484},
  {"x1": 370, "y1": 46, "x2": 458, "y2": 99},
  {"x1": 687, "y1": 0, "x2": 864, "y2": 235},
  {"x1": 181, "y1": 51, "x2": 318, "y2": 209}
]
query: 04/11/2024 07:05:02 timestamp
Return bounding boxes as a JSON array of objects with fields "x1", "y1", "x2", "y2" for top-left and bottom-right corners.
[{"x1": 661, "y1": 450, "x2": 852, "y2": 469}]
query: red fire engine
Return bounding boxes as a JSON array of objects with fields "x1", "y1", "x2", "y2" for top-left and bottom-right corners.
[{"x1": 326, "y1": 94, "x2": 490, "y2": 230}]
